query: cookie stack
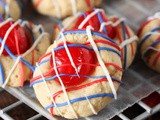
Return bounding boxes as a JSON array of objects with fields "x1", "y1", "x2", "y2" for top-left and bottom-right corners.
[{"x1": 0, "y1": 0, "x2": 158, "y2": 119}]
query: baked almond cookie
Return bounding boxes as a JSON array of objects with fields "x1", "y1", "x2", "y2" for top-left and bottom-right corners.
[
  {"x1": 138, "y1": 12, "x2": 160, "y2": 73},
  {"x1": 31, "y1": 27, "x2": 123, "y2": 119},
  {"x1": 53, "y1": 9, "x2": 138, "y2": 69},
  {"x1": 0, "y1": 0, "x2": 21, "y2": 20},
  {"x1": 32, "y1": 0, "x2": 102, "y2": 18},
  {"x1": 0, "y1": 18, "x2": 50, "y2": 88}
]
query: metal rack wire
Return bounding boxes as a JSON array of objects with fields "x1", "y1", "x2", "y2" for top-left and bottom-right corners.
[{"x1": 0, "y1": 0, "x2": 160, "y2": 120}]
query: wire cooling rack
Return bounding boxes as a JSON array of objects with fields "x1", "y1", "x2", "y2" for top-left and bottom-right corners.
[{"x1": 0, "y1": 0, "x2": 160, "y2": 120}]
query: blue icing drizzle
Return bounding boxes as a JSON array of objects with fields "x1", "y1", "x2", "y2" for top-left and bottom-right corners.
[
  {"x1": 81, "y1": 12, "x2": 87, "y2": 18},
  {"x1": 24, "y1": 24, "x2": 36, "y2": 42},
  {"x1": 37, "y1": 43, "x2": 121, "y2": 66},
  {"x1": 97, "y1": 9, "x2": 107, "y2": 34},
  {"x1": 122, "y1": 21, "x2": 127, "y2": 69},
  {"x1": 0, "y1": 63, "x2": 5, "y2": 85},
  {"x1": 0, "y1": 0, "x2": 6, "y2": 9},
  {"x1": 0, "y1": 14, "x2": 4, "y2": 21},
  {"x1": 0, "y1": 38, "x2": 35, "y2": 71},
  {"x1": 54, "y1": 44, "x2": 121, "y2": 57},
  {"x1": 30, "y1": 73, "x2": 122, "y2": 87},
  {"x1": 139, "y1": 27, "x2": 160, "y2": 49},
  {"x1": 58, "y1": 22, "x2": 64, "y2": 29},
  {"x1": 45, "y1": 93, "x2": 114, "y2": 109},
  {"x1": 59, "y1": 30, "x2": 118, "y2": 44},
  {"x1": 143, "y1": 40, "x2": 160, "y2": 57}
]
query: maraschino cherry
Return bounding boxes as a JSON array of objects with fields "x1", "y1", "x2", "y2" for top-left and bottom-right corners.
[
  {"x1": 0, "y1": 20, "x2": 32, "y2": 56},
  {"x1": 73, "y1": 9, "x2": 116, "y2": 39},
  {"x1": 50, "y1": 44, "x2": 96, "y2": 86}
]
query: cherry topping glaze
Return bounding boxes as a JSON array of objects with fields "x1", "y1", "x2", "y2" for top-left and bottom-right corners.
[
  {"x1": 50, "y1": 44, "x2": 96, "y2": 86},
  {"x1": 0, "y1": 21, "x2": 32, "y2": 56},
  {"x1": 73, "y1": 10, "x2": 115, "y2": 39}
]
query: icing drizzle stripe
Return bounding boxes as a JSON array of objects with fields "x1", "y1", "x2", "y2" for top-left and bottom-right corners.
[
  {"x1": 53, "y1": 78, "x2": 121, "y2": 100},
  {"x1": 139, "y1": 27, "x2": 160, "y2": 49},
  {"x1": 59, "y1": 29, "x2": 117, "y2": 44},
  {"x1": 36, "y1": 63, "x2": 63, "y2": 116},
  {"x1": 0, "y1": 63, "x2": 4, "y2": 85},
  {"x1": 52, "y1": 49, "x2": 78, "y2": 118},
  {"x1": 30, "y1": 73, "x2": 121, "y2": 86},
  {"x1": 86, "y1": 26, "x2": 117, "y2": 99},
  {"x1": 45, "y1": 93, "x2": 114, "y2": 109},
  {"x1": 122, "y1": 21, "x2": 127, "y2": 69}
]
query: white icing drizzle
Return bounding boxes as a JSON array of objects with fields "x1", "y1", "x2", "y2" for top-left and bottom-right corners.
[
  {"x1": 52, "y1": 0, "x2": 61, "y2": 19},
  {"x1": 119, "y1": 36, "x2": 138, "y2": 49},
  {"x1": 70, "y1": 0, "x2": 77, "y2": 15},
  {"x1": 99, "y1": 18, "x2": 125, "y2": 32},
  {"x1": 60, "y1": 32, "x2": 79, "y2": 76},
  {"x1": 0, "y1": 19, "x2": 22, "y2": 56},
  {"x1": 0, "y1": 18, "x2": 12, "y2": 27},
  {"x1": 86, "y1": 26, "x2": 117, "y2": 99},
  {"x1": 78, "y1": 9, "x2": 104, "y2": 29},
  {"x1": 148, "y1": 12, "x2": 160, "y2": 20},
  {"x1": 55, "y1": 13, "x2": 81, "y2": 41},
  {"x1": 36, "y1": 63, "x2": 62, "y2": 116},
  {"x1": 2, "y1": 56, "x2": 21, "y2": 88},
  {"x1": 52, "y1": 49, "x2": 78, "y2": 118},
  {"x1": 21, "y1": 33, "x2": 49, "y2": 57},
  {"x1": 85, "y1": 95, "x2": 97, "y2": 115},
  {"x1": 21, "y1": 21, "x2": 29, "y2": 27},
  {"x1": 146, "y1": 46, "x2": 160, "y2": 52}
]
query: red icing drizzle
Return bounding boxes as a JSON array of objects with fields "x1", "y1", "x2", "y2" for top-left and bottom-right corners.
[
  {"x1": 50, "y1": 78, "x2": 111, "y2": 114},
  {"x1": 14, "y1": 30, "x2": 25, "y2": 86},
  {"x1": 31, "y1": 62, "x2": 122, "y2": 84},
  {"x1": 153, "y1": 51, "x2": 160, "y2": 65}
]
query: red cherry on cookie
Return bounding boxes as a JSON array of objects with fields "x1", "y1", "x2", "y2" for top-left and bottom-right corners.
[
  {"x1": 50, "y1": 45, "x2": 96, "y2": 86},
  {"x1": 74, "y1": 10, "x2": 115, "y2": 39},
  {"x1": 0, "y1": 21, "x2": 31, "y2": 56}
]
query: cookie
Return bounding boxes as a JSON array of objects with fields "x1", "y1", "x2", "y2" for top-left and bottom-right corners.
[
  {"x1": 0, "y1": 0, "x2": 21, "y2": 20},
  {"x1": 138, "y1": 12, "x2": 160, "y2": 73},
  {"x1": 32, "y1": 0, "x2": 102, "y2": 19},
  {"x1": 31, "y1": 21, "x2": 123, "y2": 119},
  {"x1": 0, "y1": 18, "x2": 50, "y2": 87},
  {"x1": 53, "y1": 9, "x2": 138, "y2": 69}
]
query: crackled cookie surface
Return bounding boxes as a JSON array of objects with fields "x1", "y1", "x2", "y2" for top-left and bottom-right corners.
[
  {"x1": 138, "y1": 13, "x2": 160, "y2": 73},
  {"x1": 0, "y1": 0, "x2": 21, "y2": 20},
  {"x1": 0, "y1": 18, "x2": 50, "y2": 87},
  {"x1": 32, "y1": 0, "x2": 102, "y2": 18},
  {"x1": 53, "y1": 9, "x2": 138, "y2": 69},
  {"x1": 31, "y1": 26, "x2": 122, "y2": 119}
]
